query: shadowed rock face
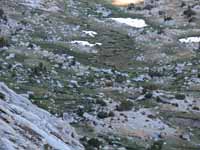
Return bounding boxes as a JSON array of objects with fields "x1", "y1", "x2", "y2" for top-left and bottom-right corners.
[{"x1": 0, "y1": 82, "x2": 84, "y2": 150}]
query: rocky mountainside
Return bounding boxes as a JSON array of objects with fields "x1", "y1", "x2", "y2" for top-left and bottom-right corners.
[
  {"x1": 0, "y1": 82, "x2": 84, "y2": 150},
  {"x1": 1, "y1": 0, "x2": 200, "y2": 149}
]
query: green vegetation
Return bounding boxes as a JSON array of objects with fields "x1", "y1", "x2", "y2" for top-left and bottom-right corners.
[
  {"x1": 87, "y1": 138, "x2": 102, "y2": 148},
  {"x1": 0, "y1": 92, "x2": 5, "y2": 100},
  {"x1": 97, "y1": 111, "x2": 114, "y2": 119},
  {"x1": 0, "y1": 37, "x2": 8, "y2": 48},
  {"x1": 116, "y1": 100, "x2": 134, "y2": 111},
  {"x1": 148, "y1": 140, "x2": 163, "y2": 150},
  {"x1": 175, "y1": 93, "x2": 186, "y2": 100},
  {"x1": 0, "y1": 9, "x2": 4, "y2": 18},
  {"x1": 31, "y1": 62, "x2": 47, "y2": 76}
]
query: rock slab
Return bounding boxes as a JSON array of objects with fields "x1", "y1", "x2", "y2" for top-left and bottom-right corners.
[{"x1": 0, "y1": 82, "x2": 84, "y2": 150}]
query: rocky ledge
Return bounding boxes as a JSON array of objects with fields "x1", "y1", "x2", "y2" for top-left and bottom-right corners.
[{"x1": 0, "y1": 82, "x2": 84, "y2": 150}]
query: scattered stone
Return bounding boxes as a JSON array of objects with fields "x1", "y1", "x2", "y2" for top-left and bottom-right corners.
[
  {"x1": 180, "y1": 133, "x2": 191, "y2": 141},
  {"x1": 172, "y1": 103, "x2": 179, "y2": 107},
  {"x1": 105, "y1": 80, "x2": 113, "y2": 87},
  {"x1": 147, "y1": 114, "x2": 156, "y2": 119},
  {"x1": 97, "y1": 111, "x2": 110, "y2": 119},
  {"x1": 159, "y1": 132, "x2": 167, "y2": 138},
  {"x1": 175, "y1": 93, "x2": 186, "y2": 100},
  {"x1": 96, "y1": 99, "x2": 107, "y2": 106},
  {"x1": 5, "y1": 53, "x2": 15, "y2": 60},
  {"x1": 156, "y1": 96, "x2": 171, "y2": 104},
  {"x1": 192, "y1": 106, "x2": 200, "y2": 111},
  {"x1": 1, "y1": 0, "x2": 200, "y2": 149}
]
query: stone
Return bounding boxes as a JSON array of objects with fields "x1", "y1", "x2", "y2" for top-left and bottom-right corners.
[
  {"x1": 180, "y1": 133, "x2": 191, "y2": 141},
  {"x1": 175, "y1": 93, "x2": 186, "y2": 100},
  {"x1": 0, "y1": 82, "x2": 84, "y2": 150}
]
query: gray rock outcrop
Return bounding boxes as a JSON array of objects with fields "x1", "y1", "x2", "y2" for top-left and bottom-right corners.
[{"x1": 0, "y1": 82, "x2": 84, "y2": 150}]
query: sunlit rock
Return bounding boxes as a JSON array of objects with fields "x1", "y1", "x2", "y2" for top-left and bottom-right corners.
[{"x1": 112, "y1": 0, "x2": 144, "y2": 6}]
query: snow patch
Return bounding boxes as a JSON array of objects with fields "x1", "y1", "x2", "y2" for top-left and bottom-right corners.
[
  {"x1": 110, "y1": 18, "x2": 148, "y2": 28},
  {"x1": 5, "y1": 53, "x2": 15, "y2": 60},
  {"x1": 179, "y1": 37, "x2": 200, "y2": 43},
  {"x1": 70, "y1": 41, "x2": 102, "y2": 47},
  {"x1": 83, "y1": 31, "x2": 97, "y2": 37}
]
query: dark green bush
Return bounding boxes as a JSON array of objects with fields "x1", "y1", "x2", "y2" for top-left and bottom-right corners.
[
  {"x1": 0, "y1": 8, "x2": 7, "y2": 21},
  {"x1": 97, "y1": 111, "x2": 114, "y2": 119},
  {"x1": 0, "y1": 37, "x2": 8, "y2": 48},
  {"x1": 97, "y1": 111, "x2": 108, "y2": 119},
  {"x1": 0, "y1": 9, "x2": 4, "y2": 18},
  {"x1": 183, "y1": 6, "x2": 196, "y2": 18},
  {"x1": 32, "y1": 62, "x2": 47, "y2": 76},
  {"x1": 148, "y1": 140, "x2": 163, "y2": 150},
  {"x1": 175, "y1": 93, "x2": 185, "y2": 100},
  {"x1": 116, "y1": 100, "x2": 134, "y2": 111},
  {"x1": 96, "y1": 99, "x2": 107, "y2": 106},
  {"x1": 0, "y1": 92, "x2": 5, "y2": 100},
  {"x1": 115, "y1": 74, "x2": 126, "y2": 83},
  {"x1": 145, "y1": 92, "x2": 153, "y2": 99},
  {"x1": 87, "y1": 138, "x2": 102, "y2": 148}
]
